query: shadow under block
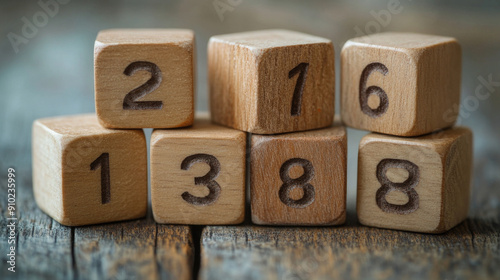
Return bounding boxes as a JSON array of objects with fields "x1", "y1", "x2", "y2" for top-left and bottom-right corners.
[
  {"x1": 357, "y1": 127, "x2": 473, "y2": 233},
  {"x1": 209, "y1": 29, "x2": 335, "y2": 134},
  {"x1": 341, "y1": 32, "x2": 461, "y2": 136},
  {"x1": 151, "y1": 119, "x2": 246, "y2": 225},
  {"x1": 94, "y1": 29, "x2": 195, "y2": 128},
  {"x1": 250, "y1": 125, "x2": 347, "y2": 225},
  {"x1": 32, "y1": 114, "x2": 147, "y2": 226}
]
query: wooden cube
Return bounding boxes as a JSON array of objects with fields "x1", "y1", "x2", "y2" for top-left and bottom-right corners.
[
  {"x1": 32, "y1": 114, "x2": 147, "y2": 226},
  {"x1": 250, "y1": 125, "x2": 347, "y2": 225},
  {"x1": 209, "y1": 29, "x2": 335, "y2": 134},
  {"x1": 357, "y1": 127, "x2": 473, "y2": 233},
  {"x1": 94, "y1": 29, "x2": 195, "y2": 128},
  {"x1": 151, "y1": 119, "x2": 246, "y2": 225},
  {"x1": 341, "y1": 32, "x2": 461, "y2": 136}
]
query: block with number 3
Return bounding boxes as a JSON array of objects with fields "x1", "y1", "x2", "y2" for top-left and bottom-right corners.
[
  {"x1": 32, "y1": 114, "x2": 147, "y2": 226},
  {"x1": 357, "y1": 127, "x2": 472, "y2": 233},
  {"x1": 250, "y1": 125, "x2": 347, "y2": 225},
  {"x1": 94, "y1": 29, "x2": 195, "y2": 128},
  {"x1": 151, "y1": 119, "x2": 246, "y2": 225},
  {"x1": 209, "y1": 29, "x2": 335, "y2": 134}
]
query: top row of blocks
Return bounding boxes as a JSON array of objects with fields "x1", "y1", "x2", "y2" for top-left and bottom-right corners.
[{"x1": 94, "y1": 29, "x2": 461, "y2": 136}]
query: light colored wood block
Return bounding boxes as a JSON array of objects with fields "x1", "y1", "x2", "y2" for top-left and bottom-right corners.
[
  {"x1": 151, "y1": 119, "x2": 246, "y2": 225},
  {"x1": 32, "y1": 114, "x2": 147, "y2": 226},
  {"x1": 341, "y1": 32, "x2": 461, "y2": 136},
  {"x1": 357, "y1": 127, "x2": 473, "y2": 233},
  {"x1": 250, "y1": 125, "x2": 347, "y2": 225},
  {"x1": 94, "y1": 29, "x2": 195, "y2": 128},
  {"x1": 209, "y1": 29, "x2": 335, "y2": 134}
]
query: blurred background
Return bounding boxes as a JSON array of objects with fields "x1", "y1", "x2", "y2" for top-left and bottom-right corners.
[{"x1": 1, "y1": 0, "x2": 499, "y2": 218}]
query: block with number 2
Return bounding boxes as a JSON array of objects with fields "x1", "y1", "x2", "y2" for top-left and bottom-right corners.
[{"x1": 94, "y1": 29, "x2": 195, "y2": 129}]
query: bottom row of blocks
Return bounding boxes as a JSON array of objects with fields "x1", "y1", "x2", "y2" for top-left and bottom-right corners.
[{"x1": 32, "y1": 114, "x2": 472, "y2": 233}]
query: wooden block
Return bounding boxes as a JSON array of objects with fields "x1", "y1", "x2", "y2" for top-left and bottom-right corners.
[
  {"x1": 94, "y1": 29, "x2": 195, "y2": 128},
  {"x1": 250, "y1": 125, "x2": 347, "y2": 225},
  {"x1": 209, "y1": 29, "x2": 335, "y2": 134},
  {"x1": 151, "y1": 119, "x2": 246, "y2": 225},
  {"x1": 32, "y1": 114, "x2": 147, "y2": 226},
  {"x1": 341, "y1": 32, "x2": 461, "y2": 136},
  {"x1": 357, "y1": 127, "x2": 473, "y2": 233}
]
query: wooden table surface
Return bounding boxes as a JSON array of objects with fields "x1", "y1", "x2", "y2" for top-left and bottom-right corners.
[{"x1": 1, "y1": 1, "x2": 499, "y2": 279}]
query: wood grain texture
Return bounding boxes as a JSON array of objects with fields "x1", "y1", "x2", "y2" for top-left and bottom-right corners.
[
  {"x1": 74, "y1": 219, "x2": 193, "y2": 280},
  {"x1": 251, "y1": 125, "x2": 347, "y2": 225},
  {"x1": 341, "y1": 32, "x2": 461, "y2": 136},
  {"x1": 209, "y1": 29, "x2": 335, "y2": 134},
  {"x1": 95, "y1": 29, "x2": 195, "y2": 128},
  {"x1": 151, "y1": 118, "x2": 246, "y2": 225},
  {"x1": 357, "y1": 127, "x2": 473, "y2": 233},
  {"x1": 0, "y1": 167, "x2": 194, "y2": 280},
  {"x1": 200, "y1": 217, "x2": 500, "y2": 280},
  {"x1": 32, "y1": 114, "x2": 147, "y2": 226}
]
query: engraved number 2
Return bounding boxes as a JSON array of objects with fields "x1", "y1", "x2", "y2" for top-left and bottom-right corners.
[
  {"x1": 181, "y1": 154, "x2": 221, "y2": 206},
  {"x1": 375, "y1": 158, "x2": 420, "y2": 214},
  {"x1": 123, "y1": 61, "x2": 163, "y2": 110}
]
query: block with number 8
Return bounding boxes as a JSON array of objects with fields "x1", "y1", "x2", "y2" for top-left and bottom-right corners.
[
  {"x1": 250, "y1": 125, "x2": 347, "y2": 225},
  {"x1": 209, "y1": 29, "x2": 335, "y2": 134},
  {"x1": 32, "y1": 114, "x2": 147, "y2": 226},
  {"x1": 341, "y1": 32, "x2": 461, "y2": 136},
  {"x1": 357, "y1": 127, "x2": 472, "y2": 233},
  {"x1": 94, "y1": 29, "x2": 195, "y2": 128},
  {"x1": 151, "y1": 118, "x2": 246, "y2": 225}
]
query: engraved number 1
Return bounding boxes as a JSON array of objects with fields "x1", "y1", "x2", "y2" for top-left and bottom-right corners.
[
  {"x1": 90, "y1": 153, "x2": 111, "y2": 204},
  {"x1": 289, "y1": 62, "x2": 309, "y2": 116}
]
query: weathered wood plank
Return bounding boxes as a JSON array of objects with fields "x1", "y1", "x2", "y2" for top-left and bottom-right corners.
[
  {"x1": 73, "y1": 218, "x2": 193, "y2": 280},
  {"x1": 1, "y1": 169, "x2": 74, "y2": 280},
  {"x1": 200, "y1": 214, "x2": 500, "y2": 280},
  {"x1": 0, "y1": 166, "x2": 194, "y2": 280}
]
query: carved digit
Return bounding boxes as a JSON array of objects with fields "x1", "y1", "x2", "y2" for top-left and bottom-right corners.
[
  {"x1": 359, "y1": 62, "x2": 389, "y2": 118},
  {"x1": 279, "y1": 158, "x2": 315, "y2": 208},
  {"x1": 375, "y1": 158, "x2": 420, "y2": 214},
  {"x1": 181, "y1": 154, "x2": 221, "y2": 206}
]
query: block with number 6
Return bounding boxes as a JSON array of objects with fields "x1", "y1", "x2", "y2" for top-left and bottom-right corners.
[
  {"x1": 151, "y1": 118, "x2": 246, "y2": 225},
  {"x1": 341, "y1": 32, "x2": 461, "y2": 136},
  {"x1": 357, "y1": 127, "x2": 473, "y2": 233},
  {"x1": 251, "y1": 125, "x2": 347, "y2": 225},
  {"x1": 94, "y1": 29, "x2": 195, "y2": 128},
  {"x1": 209, "y1": 29, "x2": 335, "y2": 134},
  {"x1": 32, "y1": 114, "x2": 147, "y2": 226}
]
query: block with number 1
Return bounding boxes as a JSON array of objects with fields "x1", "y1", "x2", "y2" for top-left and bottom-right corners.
[
  {"x1": 209, "y1": 29, "x2": 335, "y2": 134},
  {"x1": 32, "y1": 114, "x2": 147, "y2": 226}
]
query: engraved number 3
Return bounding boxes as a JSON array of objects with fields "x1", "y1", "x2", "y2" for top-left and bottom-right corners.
[{"x1": 181, "y1": 154, "x2": 221, "y2": 206}]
